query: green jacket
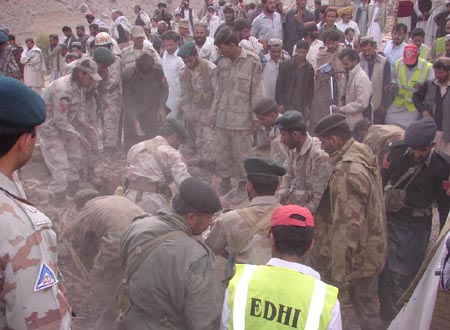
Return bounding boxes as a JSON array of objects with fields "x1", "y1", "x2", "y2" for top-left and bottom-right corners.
[
  {"x1": 119, "y1": 211, "x2": 221, "y2": 330},
  {"x1": 310, "y1": 139, "x2": 387, "y2": 287}
]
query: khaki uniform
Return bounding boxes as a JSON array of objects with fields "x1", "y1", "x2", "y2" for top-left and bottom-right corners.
[
  {"x1": 98, "y1": 55, "x2": 122, "y2": 149},
  {"x1": 310, "y1": 138, "x2": 386, "y2": 330},
  {"x1": 363, "y1": 124, "x2": 405, "y2": 166},
  {"x1": 269, "y1": 126, "x2": 288, "y2": 166},
  {"x1": 211, "y1": 48, "x2": 263, "y2": 180},
  {"x1": 121, "y1": 44, "x2": 162, "y2": 71},
  {"x1": 118, "y1": 212, "x2": 221, "y2": 330},
  {"x1": 0, "y1": 172, "x2": 72, "y2": 329},
  {"x1": 40, "y1": 75, "x2": 96, "y2": 193},
  {"x1": 205, "y1": 196, "x2": 280, "y2": 275},
  {"x1": 278, "y1": 134, "x2": 332, "y2": 213},
  {"x1": 179, "y1": 58, "x2": 217, "y2": 160},
  {"x1": 124, "y1": 136, "x2": 190, "y2": 214},
  {"x1": 71, "y1": 196, "x2": 145, "y2": 329}
]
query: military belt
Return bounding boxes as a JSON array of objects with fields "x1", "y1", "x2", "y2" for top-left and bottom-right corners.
[{"x1": 128, "y1": 180, "x2": 164, "y2": 194}]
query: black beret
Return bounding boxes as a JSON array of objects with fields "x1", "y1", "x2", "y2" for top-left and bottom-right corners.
[
  {"x1": 314, "y1": 113, "x2": 349, "y2": 136},
  {"x1": 275, "y1": 110, "x2": 306, "y2": 131},
  {"x1": 176, "y1": 177, "x2": 222, "y2": 214},
  {"x1": 0, "y1": 31, "x2": 7, "y2": 44},
  {"x1": 245, "y1": 157, "x2": 286, "y2": 177},
  {"x1": 404, "y1": 117, "x2": 437, "y2": 148},
  {"x1": 253, "y1": 97, "x2": 277, "y2": 116},
  {"x1": 158, "y1": 2, "x2": 167, "y2": 7},
  {"x1": 178, "y1": 41, "x2": 197, "y2": 58},
  {"x1": 93, "y1": 47, "x2": 116, "y2": 66},
  {"x1": 0, "y1": 76, "x2": 46, "y2": 127},
  {"x1": 214, "y1": 26, "x2": 234, "y2": 45},
  {"x1": 166, "y1": 117, "x2": 188, "y2": 140}
]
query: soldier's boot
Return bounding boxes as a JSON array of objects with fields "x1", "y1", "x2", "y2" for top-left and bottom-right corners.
[
  {"x1": 86, "y1": 167, "x2": 103, "y2": 190},
  {"x1": 53, "y1": 191, "x2": 67, "y2": 208},
  {"x1": 67, "y1": 180, "x2": 79, "y2": 197},
  {"x1": 218, "y1": 177, "x2": 232, "y2": 196},
  {"x1": 230, "y1": 181, "x2": 247, "y2": 204}
]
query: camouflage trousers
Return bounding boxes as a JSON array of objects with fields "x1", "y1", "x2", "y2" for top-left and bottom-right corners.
[
  {"x1": 195, "y1": 124, "x2": 215, "y2": 161},
  {"x1": 39, "y1": 134, "x2": 82, "y2": 194},
  {"x1": 215, "y1": 128, "x2": 253, "y2": 181},
  {"x1": 336, "y1": 275, "x2": 384, "y2": 330},
  {"x1": 101, "y1": 94, "x2": 121, "y2": 148},
  {"x1": 124, "y1": 190, "x2": 171, "y2": 215}
]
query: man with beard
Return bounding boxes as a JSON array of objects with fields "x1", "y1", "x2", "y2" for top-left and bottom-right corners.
[
  {"x1": 309, "y1": 30, "x2": 345, "y2": 130},
  {"x1": 47, "y1": 34, "x2": 64, "y2": 82},
  {"x1": 205, "y1": 157, "x2": 286, "y2": 277},
  {"x1": 122, "y1": 54, "x2": 168, "y2": 150},
  {"x1": 193, "y1": 22, "x2": 218, "y2": 62},
  {"x1": 378, "y1": 117, "x2": 450, "y2": 326},
  {"x1": 414, "y1": 57, "x2": 450, "y2": 158},
  {"x1": 20, "y1": 38, "x2": 46, "y2": 94},
  {"x1": 234, "y1": 18, "x2": 264, "y2": 56},
  {"x1": 275, "y1": 110, "x2": 331, "y2": 211},
  {"x1": 0, "y1": 32, "x2": 20, "y2": 79},
  {"x1": 283, "y1": 0, "x2": 315, "y2": 55},
  {"x1": 252, "y1": 0, "x2": 283, "y2": 46},
  {"x1": 75, "y1": 25, "x2": 90, "y2": 53},
  {"x1": 318, "y1": 7, "x2": 345, "y2": 42}
]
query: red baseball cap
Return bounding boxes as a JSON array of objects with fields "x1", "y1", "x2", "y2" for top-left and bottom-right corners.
[
  {"x1": 403, "y1": 44, "x2": 418, "y2": 65},
  {"x1": 270, "y1": 205, "x2": 314, "y2": 229}
]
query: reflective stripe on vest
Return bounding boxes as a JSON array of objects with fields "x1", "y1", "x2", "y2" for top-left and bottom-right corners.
[
  {"x1": 393, "y1": 58, "x2": 432, "y2": 112},
  {"x1": 436, "y1": 37, "x2": 446, "y2": 55},
  {"x1": 228, "y1": 264, "x2": 338, "y2": 330}
]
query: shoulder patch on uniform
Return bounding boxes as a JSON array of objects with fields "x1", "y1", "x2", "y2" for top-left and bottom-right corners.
[{"x1": 34, "y1": 263, "x2": 58, "y2": 292}]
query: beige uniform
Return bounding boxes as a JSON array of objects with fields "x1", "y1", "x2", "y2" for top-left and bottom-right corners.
[
  {"x1": 124, "y1": 136, "x2": 191, "y2": 214},
  {"x1": 121, "y1": 44, "x2": 162, "y2": 71},
  {"x1": 278, "y1": 134, "x2": 332, "y2": 213},
  {"x1": 211, "y1": 48, "x2": 263, "y2": 180},
  {"x1": 0, "y1": 172, "x2": 72, "y2": 329},
  {"x1": 179, "y1": 58, "x2": 217, "y2": 160}
]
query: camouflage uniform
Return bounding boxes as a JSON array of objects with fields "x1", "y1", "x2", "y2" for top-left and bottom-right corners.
[
  {"x1": 0, "y1": 172, "x2": 72, "y2": 329},
  {"x1": 39, "y1": 75, "x2": 96, "y2": 194},
  {"x1": 363, "y1": 124, "x2": 405, "y2": 166},
  {"x1": 71, "y1": 196, "x2": 145, "y2": 329},
  {"x1": 124, "y1": 136, "x2": 191, "y2": 214},
  {"x1": 269, "y1": 125, "x2": 288, "y2": 166},
  {"x1": 121, "y1": 44, "x2": 162, "y2": 71},
  {"x1": 179, "y1": 58, "x2": 216, "y2": 161},
  {"x1": 278, "y1": 134, "x2": 332, "y2": 213},
  {"x1": 310, "y1": 138, "x2": 386, "y2": 330},
  {"x1": 211, "y1": 48, "x2": 263, "y2": 181},
  {"x1": 205, "y1": 196, "x2": 280, "y2": 268},
  {"x1": 118, "y1": 211, "x2": 221, "y2": 330},
  {"x1": 98, "y1": 55, "x2": 122, "y2": 149}
]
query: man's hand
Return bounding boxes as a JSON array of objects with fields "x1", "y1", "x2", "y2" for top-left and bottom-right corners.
[
  {"x1": 134, "y1": 121, "x2": 145, "y2": 136},
  {"x1": 209, "y1": 114, "x2": 216, "y2": 128},
  {"x1": 158, "y1": 108, "x2": 166, "y2": 122},
  {"x1": 278, "y1": 104, "x2": 285, "y2": 113},
  {"x1": 422, "y1": 110, "x2": 432, "y2": 117},
  {"x1": 78, "y1": 135, "x2": 92, "y2": 151},
  {"x1": 331, "y1": 105, "x2": 341, "y2": 113}
]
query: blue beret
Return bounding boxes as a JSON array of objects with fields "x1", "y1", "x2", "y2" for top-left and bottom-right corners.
[
  {"x1": 178, "y1": 41, "x2": 197, "y2": 58},
  {"x1": 245, "y1": 157, "x2": 286, "y2": 177},
  {"x1": 0, "y1": 76, "x2": 46, "y2": 127},
  {"x1": 404, "y1": 117, "x2": 436, "y2": 148},
  {"x1": 275, "y1": 110, "x2": 306, "y2": 131},
  {"x1": 0, "y1": 31, "x2": 7, "y2": 44}
]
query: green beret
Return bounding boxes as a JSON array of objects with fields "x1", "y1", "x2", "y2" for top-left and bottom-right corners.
[
  {"x1": 253, "y1": 97, "x2": 277, "y2": 116},
  {"x1": 0, "y1": 32, "x2": 7, "y2": 44},
  {"x1": 404, "y1": 117, "x2": 436, "y2": 148},
  {"x1": 314, "y1": 113, "x2": 349, "y2": 137},
  {"x1": 178, "y1": 41, "x2": 197, "y2": 58},
  {"x1": 275, "y1": 110, "x2": 306, "y2": 131},
  {"x1": 214, "y1": 26, "x2": 234, "y2": 45},
  {"x1": 93, "y1": 47, "x2": 116, "y2": 66},
  {"x1": 0, "y1": 76, "x2": 45, "y2": 127},
  {"x1": 245, "y1": 157, "x2": 286, "y2": 177},
  {"x1": 166, "y1": 117, "x2": 188, "y2": 140},
  {"x1": 174, "y1": 177, "x2": 222, "y2": 214}
]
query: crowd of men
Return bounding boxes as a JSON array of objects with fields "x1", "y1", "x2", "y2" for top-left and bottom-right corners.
[{"x1": 2, "y1": 0, "x2": 450, "y2": 329}]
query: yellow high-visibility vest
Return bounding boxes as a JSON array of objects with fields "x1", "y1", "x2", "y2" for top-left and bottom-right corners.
[
  {"x1": 227, "y1": 264, "x2": 338, "y2": 330},
  {"x1": 393, "y1": 58, "x2": 432, "y2": 112}
]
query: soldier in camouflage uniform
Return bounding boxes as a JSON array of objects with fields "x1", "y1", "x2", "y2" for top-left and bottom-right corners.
[
  {"x1": 40, "y1": 59, "x2": 102, "y2": 206},
  {"x1": 124, "y1": 118, "x2": 191, "y2": 214},
  {"x1": 0, "y1": 76, "x2": 71, "y2": 329},
  {"x1": 121, "y1": 26, "x2": 162, "y2": 71},
  {"x1": 310, "y1": 114, "x2": 386, "y2": 330},
  {"x1": 205, "y1": 157, "x2": 286, "y2": 278},
  {"x1": 276, "y1": 111, "x2": 332, "y2": 213},
  {"x1": 94, "y1": 32, "x2": 123, "y2": 155},
  {"x1": 210, "y1": 27, "x2": 264, "y2": 202},
  {"x1": 353, "y1": 118, "x2": 405, "y2": 166},
  {"x1": 178, "y1": 42, "x2": 216, "y2": 174},
  {"x1": 252, "y1": 97, "x2": 288, "y2": 165},
  {"x1": 0, "y1": 31, "x2": 20, "y2": 79},
  {"x1": 71, "y1": 195, "x2": 146, "y2": 329},
  {"x1": 118, "y1": 178, "x2": 222, "y2": 330}
]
